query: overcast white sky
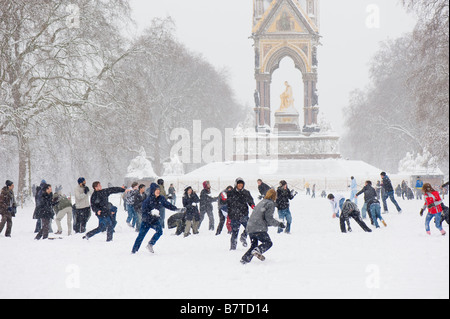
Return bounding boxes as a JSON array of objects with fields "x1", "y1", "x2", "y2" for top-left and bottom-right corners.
[{"x1": 128, "y1": 0, "x2": 417, "y2": 134}]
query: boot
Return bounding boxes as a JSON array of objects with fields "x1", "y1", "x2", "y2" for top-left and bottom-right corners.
[
  {"x1": 184, "y1": 221, "x2": 192, "y2": 237},
  {"x1": 441, "y1": 229, "x2": 446, "y2": 236},
  {"x1": 382, "y1": 220, "x2": 387, "y2": 227},
  {"x1": 192, "y1": 221, "x2": 200, "y2": 235},
  {"x1": 252, "y1": 248, "x2": 266, "y2": 261}
]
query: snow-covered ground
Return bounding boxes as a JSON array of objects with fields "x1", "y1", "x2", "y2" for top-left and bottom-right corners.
[{"x1": 1, "y1": 192, "x2": 448, "y2": 299}]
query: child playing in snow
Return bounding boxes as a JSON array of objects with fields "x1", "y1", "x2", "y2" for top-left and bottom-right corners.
[{"x1": 420, "y1": 183, "x2": 446, "y2": 236}]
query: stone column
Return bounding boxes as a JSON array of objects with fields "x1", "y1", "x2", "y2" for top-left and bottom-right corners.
[
  {"x1": 302, "y1": 72, "x2": 318, "y2": 130},
  {"x1": 255, "y1": 73, "x2": 272, "y2": 128}
]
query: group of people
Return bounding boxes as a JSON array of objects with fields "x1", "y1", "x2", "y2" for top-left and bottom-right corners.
[
  {"x1": 327, "y1": 172, "x2": 449, "y2": 236},
  {"x1": 0, "y1": 172, "x2": 448, "y2": 264}
]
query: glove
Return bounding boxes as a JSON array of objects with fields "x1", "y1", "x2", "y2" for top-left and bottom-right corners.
[
  {"x1": 251, "y1": 204, "x2": 255, "y2": 210},
  {"x1": 84, "y1": 186, "x2": 90, "y2": 194},
  {"x1": 7, "y1": 207, "x2": 12, "y2": 213},
  {"x1": 279, "y1": 223, "x2": 286, "y2": 229},
  {"x1": 420, "y1": 208, "x2": 424, "y2": 217}
]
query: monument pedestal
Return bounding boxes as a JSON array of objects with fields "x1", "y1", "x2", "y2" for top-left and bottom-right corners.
[{"x1": 274, "y1": 109, "x2": 301, "y2": 135}]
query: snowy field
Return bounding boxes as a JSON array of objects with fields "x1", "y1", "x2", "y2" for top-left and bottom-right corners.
[{"x1": 1, "y1": 192, "x2": 448, "y2": 299}]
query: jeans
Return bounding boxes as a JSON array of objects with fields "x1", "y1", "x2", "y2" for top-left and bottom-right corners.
[
  {"x1": 86, "y1": 216, "x2": 115, "y2": 242},
  {"x1": 382, "y1": 191, "x2": 402, "y2": 212},
  {"x1": 425, "y1": 212, "x2": 443, "y2": 232},
  {"x1": 241, "y1": 232, "x2": 273, "y2": 263},
  {"x1": 132, "y1": 219, "x2": 163, "y2": 253},
  {"x1": 126, "y1": 204, "x2": 137, "y2": 227},
  {"x1": 370, "y1": 203, "x2": 384, "y2": 228},
  {"x1": 230, "y1": 216, "x2": 249, "y2": 250},
  {"x1": 350, "y1": 190, "x2": 358, "y2": 205},
  {"x1": 277, "y1": 208, "x2": 292, "y2": 233}
]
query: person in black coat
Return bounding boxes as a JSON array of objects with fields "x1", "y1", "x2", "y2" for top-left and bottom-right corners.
[
  {"x1": 83, "y1": 182, "x2": 127, "y2": 242},
  {"x1": 380, "y1": 172, "x2": 402, "y2": 214},
  {"x1": 226, "y1": 178, "x2": 255, "y2": 250},
  {"x1": 355, "y1": 180, "x2": 378, "y2": 224},
  {"x1": 257, "y1": 179, "x2": 271, "y2": 200},
  {"x1": 35, "y1": 184, "x2": 59, "y2": 240},
  {"x1": 182, "y1": 186, "x2": 200, "y2": 237},
  {"x1": 276, "y1": 180, "x2": 297, "y2": 234},
  {"x1": 133, "y1": 184, "x2": 147, "y2": 232}
]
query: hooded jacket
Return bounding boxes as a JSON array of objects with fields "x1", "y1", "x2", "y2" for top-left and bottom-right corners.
[
  {"x1": 141, "y1": 183, "x2": 177, "y2": 224},
  {"x1": 0, "y1": 186, "x2": 15, "y2": 216}
]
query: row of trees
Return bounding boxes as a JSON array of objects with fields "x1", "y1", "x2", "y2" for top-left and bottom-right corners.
[
  {"x1": 341, "y1": 0, "x2": 449, "y2": 173},
  {"x1": 0, "y1": 1, "x2": 245, "y2": 199}
]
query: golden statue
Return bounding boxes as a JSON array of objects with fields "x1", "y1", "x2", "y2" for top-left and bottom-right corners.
[{"x1": 277, "y1": 81, "x2": 294, "y2": 112}]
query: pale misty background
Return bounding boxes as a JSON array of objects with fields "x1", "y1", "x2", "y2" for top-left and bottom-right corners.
[{"x1": 129, "y1": 0, "x2": 417, "y2": 134}]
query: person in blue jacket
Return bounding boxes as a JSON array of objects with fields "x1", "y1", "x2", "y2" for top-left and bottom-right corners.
[{"x1": 131, "y1": 183, "x2": 181, "y2": 254}]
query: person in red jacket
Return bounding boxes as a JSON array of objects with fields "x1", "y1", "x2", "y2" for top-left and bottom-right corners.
[{"x1": 420, "y1": 183, "x2": 446, "y2": 236}]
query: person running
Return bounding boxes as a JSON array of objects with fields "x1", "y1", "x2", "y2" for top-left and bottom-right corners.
[
  {"x1": 380, "y1": 172, "x2": 402, "y2": 214},
  {"x1": 83, "y1": 182, "x2": 127, "y2": 242},
  {"x1": 240, "y1": 189, "x2": 285, "y2": 264},
  {"x1": 131, "y1": 183, "x2": 181, "y2": 254},
  {"x1": 420, "y1": 183, "x2": 446, "y2": 236},
  {"x1": 227, "y1": 178, "x2": 255, "y2": 250}
]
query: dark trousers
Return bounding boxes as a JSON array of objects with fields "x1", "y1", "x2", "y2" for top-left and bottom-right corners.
[
  {"x1": 0, "y1": 212, "x2": 13, "y2": 237},
  {"x1": 230, "y1": 216, "x2": 249, "y2": 250},
  {"x1": 132, "y1": 219, "x2": 163, "y2": 253},
  {"x1": 340, "y1": 211, "x2": 372, "y2": 233},
  {"x1": 74, "y1": 207, "x2": 91, "y2": 233},
  {"x1": 35, "y1": 218, "x2": 51, "y2": 240},
  {"x1": 241, "y1": 232, "x2": 273, "y2": 263},
  {"x1": 86, "y1": 215, "x2": 114, "y2": 242}
]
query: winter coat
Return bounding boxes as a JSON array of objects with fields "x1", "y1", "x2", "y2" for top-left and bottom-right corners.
[
  {"x1": 183, "y1": 191, "x2": 200, "y2": 221},
  {"x1": 381, "y1": 175, "x2": 394, "y2": 193},
  {"x1": 133, "y1": 192, "x2": 147, "y2": 213},
  {"x1": 356, "y1": 184, "x2": 378, "y2": 204},
  {"x1": 141, "y1": 183, "x2": 177, "y2": 224},
  {"x1": 226, "y1": 187, "x2": 255, "y2": 220},
  {"x1": 341, "y1": 199, "x2": 360, "y2": 217},
  {"x1": 33, "y1": 182, "x2": 47, "y2": 219},
  {"x1": 258, "y1": 183, "x2": 271, "y2": 197},
  {"x1": 167, "y1": 212, "x2": 185, "y2": 229},
  {"x1": 422, "y1": 191, "x2": 443, "y2": 215},
  {"x1": 54, "y1": 194, "x2": 72, "y2": 213},
  {"x1": 36, "y1": 191, "x2": 57, "y2": 219},
  {"x1": 199, "y1": 188, "x2": 217, "y2": 213},
  {"x1": 0, "y1": 187, "x2": 15, "y2": 216},
  {"x1": 74, "y1": 184, "x2": 91, "y2": 209},
  {"x1": 90, "y1": 187, "x2": 125, "y2": 218},
  {"x1": 276, "y1": 187, "x2": 294, "y2": 210},
  {"x1": 246, "y1": 199, "x2": 282, "y2": 235}
]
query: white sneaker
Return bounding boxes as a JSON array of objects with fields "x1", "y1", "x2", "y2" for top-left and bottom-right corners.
[{"x1": 146, "y1": 244, "x2": 154, "y2": 253}]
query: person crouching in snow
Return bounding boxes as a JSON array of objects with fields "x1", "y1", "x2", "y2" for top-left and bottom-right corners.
[
  {"x1": 240, "y1": 189, "x2": 285, "y2": 264},
  {"x1": 183, "y1": 186, "x2": 200, "y2": 237},
  {"x1": 420, "y1": 183, "x2": 446, "y2": 236},
  {"x1": 131, "y1": 183, "x2": 182, "y2": 254},
  {"x1": 339, "y1": 199, "x2": 372, "y2": 233},
  {"x1": 328, "y1": 193, "x2": 351, "y2": 232}
]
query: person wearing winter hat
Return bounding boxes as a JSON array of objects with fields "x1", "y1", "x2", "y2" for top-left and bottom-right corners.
[
  {"x1": 0, "y1": 180, "x2": 16, "y2": 237},
  {"x1": 132, "y1": 183, "x2": 183, "y2": 254},
  {"x1": 380, "y1": 172, "x2": 402, "y2": 214},
  {"x1": 226, "y1": 178, "x2": 255, "y2": 250},
  {"x1": 240, "y1": 189, "x2": 285, "y2": 264}
]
